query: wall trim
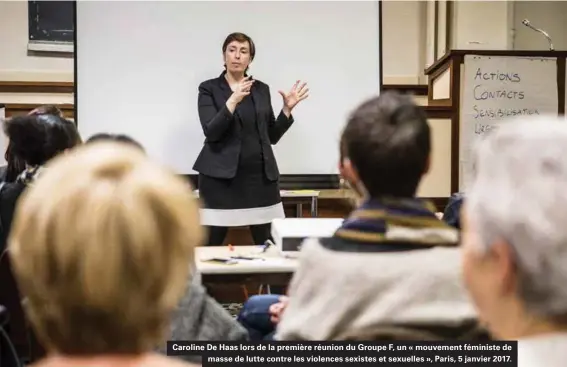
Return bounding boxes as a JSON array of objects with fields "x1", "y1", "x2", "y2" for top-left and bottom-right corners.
[
  {"x1": 382, "y1": 84, "x2": 428, "y2": 95},
  {"x1": 0, "y1": 81, "x2": 73, "y2": 94},
  {"x1": 3, "y1": 103, "x2": 74, "y2": 118}
]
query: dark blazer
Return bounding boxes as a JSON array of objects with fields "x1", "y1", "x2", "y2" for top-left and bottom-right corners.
[
  {"x1": 192, "y1": 72, "x2": 294, "y2": 180},
  {"x1": 0, "y1": 165, "x2": 7, "y2": 182},
  {"x1": 0, "y1": 182, "x2": 26, "y2": 253}
]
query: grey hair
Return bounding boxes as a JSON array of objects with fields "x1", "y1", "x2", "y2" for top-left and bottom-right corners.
[{"x1": 465, "y1": 115, "x2": 567, "y2": 319}]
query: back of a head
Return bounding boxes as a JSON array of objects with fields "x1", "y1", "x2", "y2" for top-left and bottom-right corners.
[
  {"x1": 8, "y1": 143, "x2": 204, "y2": 355},
  {"x1": 28, "y1": 104, "x2": 83, "y2": 145},
  {"x1": 341, "y1": 91, "x2": 430, "y2": 197},
  {"x1": 3, "y1": 114, "x2": 79, "y2": 166},
  {"x1": 466, "y1": 116, "x2": 567, "y2": 318}
]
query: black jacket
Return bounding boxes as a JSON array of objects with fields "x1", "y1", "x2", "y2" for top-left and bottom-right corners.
[
  {"x1": 0, "y1": 182, "x2": 26, "y2": 253},
  {"x1": 192, "y1": 72, "x2": 294, "y2": 180}
]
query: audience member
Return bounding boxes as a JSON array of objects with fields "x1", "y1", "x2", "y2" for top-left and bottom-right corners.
[
  {"x1": 0, "y1": 114, "x2": 80, "y2": 252},
  {"x1": 462, "y1": 118, "x2": 567, "y2": 366},
  {"x1": 165, "y1": 270, "x2": 248, "y2": 359},
  {"x1": 8, "y1": 142, "x2": 202, "y2": 367},
  {"x1": 1, "y1": 106, "x2": 81, "y2": 182},
  {"x1": 274, "y1": 92, "x2": 481, "y2": 340},
  {"x1": 237, "y1": 294, "x2": 286, "y2": 341},
  {"x1": 86, "y1": 133, "x2": 144, "y2": 151},
  {"x1": 27, "y1": 105, "x2": 82, "y2": 146},
  {"x1": 86, "y1": 134, "x2": 248, "y2": 356}
]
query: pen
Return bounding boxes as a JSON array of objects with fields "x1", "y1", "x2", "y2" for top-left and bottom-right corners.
[
  {"x1": 231, "y1": 256, "x2": 264, "y2": 261},
  {"x1": 262, "y1": 240, "x2": 275, "y2": 253}
]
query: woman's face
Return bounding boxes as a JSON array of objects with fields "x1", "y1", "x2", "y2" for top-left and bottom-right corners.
[{"x1": 224, "y1": 40, "x2": 251, "y2": 74}]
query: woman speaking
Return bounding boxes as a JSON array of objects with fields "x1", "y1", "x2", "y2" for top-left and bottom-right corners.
[{"x1": 193, "y1": 32, "x2": 309, "y2": 246}]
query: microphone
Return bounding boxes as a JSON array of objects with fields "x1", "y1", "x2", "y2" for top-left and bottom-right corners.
[{"x1": 522, "y1": 19, "x2": 554, "y2": 51}]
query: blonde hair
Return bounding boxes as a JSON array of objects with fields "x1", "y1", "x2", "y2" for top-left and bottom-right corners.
[{"x1": 8, "y1": 142, "x2": 204, "y2": 355}]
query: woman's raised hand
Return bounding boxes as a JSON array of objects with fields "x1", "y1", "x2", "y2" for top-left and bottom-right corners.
[{"x1": 231, "y1": 76, "x2": 255, "y2": 103}]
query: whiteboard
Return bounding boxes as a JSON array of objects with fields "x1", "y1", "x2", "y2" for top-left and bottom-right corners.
[
  {"x1": 75, "y1": 2, "x2": 381, "y2": 174},
  {"x1": 460, "y1": 55, "x2": 558, "y2": 190}
]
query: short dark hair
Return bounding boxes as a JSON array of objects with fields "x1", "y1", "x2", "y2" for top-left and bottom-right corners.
[
  {"x1": 222, "y1": 32, "x2": 255, "y2": 72},
  {"x1": 341, "y1": 92, "x2": 430, "y2": 197},
  {"x1": 86, "y1": 133, "x2": 144, "y2": 151},
  {"x1": 4, "y1": 114, "x2": 79, "y2": 166}
]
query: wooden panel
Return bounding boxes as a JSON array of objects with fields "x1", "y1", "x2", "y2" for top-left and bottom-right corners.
[
  {"x1": 428, "y1": 59, "x2": 452, "y2": 106},
  {"x1": 4, "y1": 103, "x2": 75, "y2": 119},
  {"x1": 382, "y1": 84, "x2": 428, "y2": 96},
  {"x1": 418, "y1": 118, "x2": 452, "y2": 197},
  {"x1": 0, "y1": 81, "x2": 74, "y2": 94}
]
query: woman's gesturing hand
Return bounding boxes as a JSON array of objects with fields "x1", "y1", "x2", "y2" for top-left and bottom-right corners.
[
  {"x1": 230, "y1": 76, "x2": 255, "y2": 104},
  {"x1": 279, "y1": 80, "x2": 309, "y2": 112}
]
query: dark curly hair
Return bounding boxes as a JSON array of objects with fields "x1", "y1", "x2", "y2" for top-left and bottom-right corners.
[{"x1": 3, "y1": 114, "x2": 79, "y2": 167}]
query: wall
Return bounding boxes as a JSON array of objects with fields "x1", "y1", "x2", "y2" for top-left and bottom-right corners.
[
  {"x1": 450, "y1": 1, "x2": 567, "y2": 51},
  {"x1": 2, "y1": 1, "x2": 430, "y2": 86},
  {"x1": 512, "y1": 1, "x2": 567, "y2": 50},
  {"x1": 451, "y1": 1, "x2": 513, "y2": 50},
  {"x1": 382, "y1": 1, "x2": 427, "y2": 84},
  {"x1": 2, "y1": 1, "x2": 566, "y2": 84},
  {"x1": 0, "y1": 1, "x2": 73, "y2": 81}
]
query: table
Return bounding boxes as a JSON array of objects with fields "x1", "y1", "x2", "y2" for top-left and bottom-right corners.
[
  {"x1": 194, "y1": 190, "x2": 319, "y2": 218},
  {"x1": 195, "y1": 245, "x2": 297, "y2": 288},
  {"x1": 280, "y1": 190, "x2": 319, "y2": 217}
]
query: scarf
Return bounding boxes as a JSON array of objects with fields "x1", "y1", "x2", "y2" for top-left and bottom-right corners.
[
  {"x1": 335, "y1": 197, "x2": 458, "y2": 246},
  {"x1": 16, "y1": 166, "x2": 44, "y2": 186}
]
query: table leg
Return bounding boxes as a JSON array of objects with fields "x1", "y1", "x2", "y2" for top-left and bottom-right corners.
[
  {"x1": 311, "y1": 197, "x2": 318, "y2": 217},
  {"x1": 296, "y1": 203, "x2": 303, "y2": 217}
]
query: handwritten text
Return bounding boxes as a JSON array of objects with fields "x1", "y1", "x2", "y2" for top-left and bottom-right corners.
[
  {"x1": 473, "y1": 105, "x2": 540, "y2": 120},
  {"x1": 474, "y1": 68, "x2": 521, "y2": 83},
  {"x1": 473, "y1": 85, "x2": 524, "y2": 100}
]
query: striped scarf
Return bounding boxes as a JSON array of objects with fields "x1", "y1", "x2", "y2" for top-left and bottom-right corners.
[{"x1": 335, "y1": 197, "x2": 458, "y2": 246}]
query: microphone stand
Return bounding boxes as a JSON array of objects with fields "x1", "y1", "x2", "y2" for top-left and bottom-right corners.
[{"x1": 522, "y1": 19, "x2": 554, "y2": 51}]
